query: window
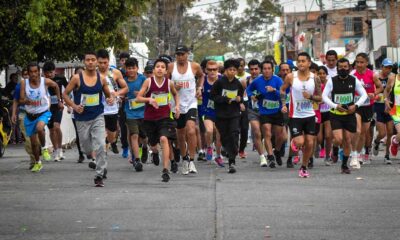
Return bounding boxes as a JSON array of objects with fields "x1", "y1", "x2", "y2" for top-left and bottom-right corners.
[{"x1": 343, "y1": 17, "x2": 363, "y2": 37}]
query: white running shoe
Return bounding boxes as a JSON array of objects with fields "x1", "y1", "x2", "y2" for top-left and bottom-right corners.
[
  {"x1": 350, "y1": 154, "x2": 361, "y2": 169},
  {"x1": 260, "y1": 155, "x2": 268, "y2": 167},
  {"x1": 59, "y1": 149, "x2": 65, "y2": 160},
  {"x1": 54, "y1": 149, "x2": 61, "y2": 162},
  {"x1": 182, "y1": 161, "x2": 189, "y2": 175},
  {"x1": 189, "y1": 161, "x2": 197, "y2": 174}
]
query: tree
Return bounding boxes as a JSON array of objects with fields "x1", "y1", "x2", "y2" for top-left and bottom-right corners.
[{"x1": 0, "y1": 0, "x2": 147, "y2": 68}]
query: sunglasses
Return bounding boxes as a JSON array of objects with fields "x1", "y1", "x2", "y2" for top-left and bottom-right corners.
[{"x1": 207, "y1": 68, "x2": 218, "y2": 72}]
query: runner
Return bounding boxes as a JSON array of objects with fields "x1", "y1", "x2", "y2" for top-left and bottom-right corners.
[
  {"x1": 317, "y1": 66, "x2": 333, "y2": 165},
  {"x1": 247, "y1": 60, "x2": 286, "y2": 168},
  {"x1": 280, "y1": 52, "x2": 322, "y2": 178},
  {"x1": 97, "y1": 49, "x2": 128, "y2": 154},
  {"x1": 236, "y1": 58, "x2": 250, "y2": 158},
  {"x1": 118, "y1": 52, "x2": 130, "y2": 158},
  {"x1": 322, "y1": 58, "x2": 368, "y2": 174},
  {"x1": 200, "y1": 60, "x2": 224, "y2": 167},
  {"x1": 350, "y1": 53, "x2": 383, "y2": 166},
  {"x1": 245, "y1": 59, "x2": 266, "y2": 166},
  {"x1": 168, "y1": 45, "x2": 204, "y2": 175},
  {"x1": 42, "y1": 61, "x2": 67, "y2": 161},
  {"x1": 19, "y1": 62, "x2": 62, "y2": 172},
  {"x1": 124, "y1": 57, "x2": 148, "y2": 171},
  {"x1": 211, "y1": 58, "x2": 244, "y2": 173},
  {"x1": 372, "y1": 58, "x2": 394, "y2": 164},
  {"x1": 63, "y1": 51, "x2": 114, "y2": 187},
  {"x1": 136, "y1": 58, "x2": 180, "y2": 182},
  {"x1": 325, "y1": 50, "x2": 338, "y2": 79}
]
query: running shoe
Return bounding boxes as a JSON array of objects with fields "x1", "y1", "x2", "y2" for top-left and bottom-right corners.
[
  {"x1": 260, "y1": 155, "x2": 268, "y2": 167},
  {"x1": 206, "y1": 147, "x2": 213, "y2": 161},
  {"x1": 132, "y1": 160, "x2": 143, "y2": 172},
  {"x1": 319, "y1": 148, "x2": 326, "y2": 158},
  {"x1": 197, "y1": 151, "x2": 206, "y2": 161},
  {"x1": 324, "y1": 158, "x2": 332, "y2": 166},
  {"x1": 286, "y1": 158, "x2": 294, "y2": 168},
  {"x1": 390, "y1": 135, "x2": 399, "y2": 157},
  {"x1": 173, "y1": 147, "x2": 181, "y2": 163},
  {"x1": 274, "y1": 150, "x2": 282, "y2": 166},
  {"x1": 308, "y1": 157, "x2": 314, "y2": 169},
  {"x1": 239, "y1": 151, "x2": 247, "y2": 159},
  {"x1": 77, "y1": 154, "x2": 85, "y2": 163},
  {"x1": 214, "y1": 156, "x2": 225, "y2": 167},
  {"x1": 372, "y1": 140, "x2": 380, "y2": 156},
  {"x1": 139, "y1": 147, "x2": 143, "y2": 159},
  {"x1": 54, "y1": 149, "x2": 61, "y2": 162},
  {"x1": 228, "y1": 164, "x2": 236, "y2": 174},
  {"x1": 290, "y1": 139, "x2": 299, "y2": 152},
  {"x1": 170, "y1": 160, "x2": 178, "y2": 173},
  {"x1": 341, "y1": 166, "x2": 351, "y2": 174},
  {"x1": 330, "y1": 152, "x2": 338, "y2": 163},
  {"x1": 189, "y1": 161, "x2": 198, "y2": 174},
  {"x1": 362, "y1": 154, "x2": 371, "y2": 165},
  {"x1": 88, "y1": 160, "x2": 96, "y2": 170},
  {"x1": 59, "y1": 149, "x2": 65, "y2": 160},
  {"x1": 298, "y1": 167, "x2": 310, "y2": 178},
  {"x1": 94, "y1": 176, "x2": 104, "y2": 187},
  {"x1": 122, "y1": 147, "x2": 129, "y2": 158},
  {"x1": 339, "y1": 149, "x2": 344, "y2": 161},
  {"x1": 103, "y1": 168, "x2": 108, "y2": 179},
  {"x1": 111, "y1": 142, "x2": 119, "y2": 154},
  {"x1": 314, "y1": 145, "x2": 320, "y2": 158},
  {"x1": 29, "y1": 163, "x2": 35, "y2": 170},
  {"x1": 182, "y1": 160, "x2": 189, "y2": 175},
  {"x1": 42, "y1": 148, "x2": 51, "y2": 161},
  {"x1": 141, "y1": 147, "x2": 148, "y2": 163},
  {"x1": 31, "y1": 162, "x2": 43, "y2": 172},
  {"x1": 152, "y1": 152, "x2": 160, "y2": 166},
  {"x1": 350, "y1": 154, "x2": 361, "y2": 169},
  {"x1": 267, "y1": 155, "x2": 276, "y2": 168},
  {"x1": 384, "y1": 155, "x2": 392, "y2": 164},
  {"x1": 162, "y1": 168, "x2": 170, "y2": 182}
]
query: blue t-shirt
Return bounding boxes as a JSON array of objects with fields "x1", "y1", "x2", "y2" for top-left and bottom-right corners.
[
  {"x1": 201, "y1": 76, "x2": 220, "y2": 119},
  {"x1": 13, "y1": 82, "x2": 26, "y2": 111},
  {"x1": 246, "y1": 75, "x2": 283, "y2": 115},
  {"x1": 124, "y1": 74, "x2": 146, "y2": 119}
]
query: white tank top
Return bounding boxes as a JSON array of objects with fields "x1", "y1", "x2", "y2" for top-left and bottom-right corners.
[
  {"x1": 171, "y1": 62, "x2": 197, "y2": 114},
  {"x1": 289, "y1": 71, "x2": 315, "y2": 118},
  {"x1": 103, "y1": 69, "x2": 119, "y2": 115},
  {"x1": 25, "y1": 77, "x2": 50, "y2": 114}
]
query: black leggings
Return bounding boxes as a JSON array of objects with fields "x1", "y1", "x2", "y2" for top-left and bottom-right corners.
[
  {"x1": 239, "y1": 110, "x2": 249, "y2": 152},
  {"x1": 216, "y1": 117, "x2": 240, "y2": 159},
  {"x1": 72, "y1": 118, "x2": 83, "y2": 156},
  {"x1": 118, "y1": 106, "x2": 129, "y2": 149}
]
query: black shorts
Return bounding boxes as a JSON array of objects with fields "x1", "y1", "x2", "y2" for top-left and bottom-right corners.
[
  {"x1": 48, "y1": 105, "x2": 63, "y2": 129},
  {"x1": 204, "y1": 115, "x2": 216, "y2": 122},
  {"x1": 289, "y1": 116, "x2": 316, "y2": 137},
  {"x1": 330, "y1": 113, "x2": 357, "y2": 133},
  {"x1": 143, "y1": 118, "x2": 177, "y2": 146},
  {"x1": 315, "y1": 123, "x2": 320, "y2": 135},
  {"x1": 104, "y1": 114, "x2": 118, "y2": 132},
  {"x1": 260, "y1": 112, "x2": 284, "y2": 126},
  {"x1": 356, "y1": 106, "x2": 373, "y2": 123},
  {"x1": 374, "y1": 105, "x2": 393, "y2": 123},
  {"x1": 321, "y1": 112, "x2": 330, "y2": 122},
  {"x1": 198, "y1": 114, "x2": 206, "y2": 133},
  {"x1": 176, "y1": 108, "x2": 197, "y2": 129}
]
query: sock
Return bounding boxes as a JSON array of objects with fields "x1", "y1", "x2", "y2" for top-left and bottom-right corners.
[
  {"x1": 365, "y1": 147, "x2": 370, "y2": 155},
  {"x1": 189, "y1": 158, "x2": 194, "y2": 162},
  {"x1": 342, "y1": 155, "x2": 349, "y2": 167},
  {"x1": 259, "y1": 154, "x2": 264, "y2": 158},
  {"x1": 333, "y1": 146, "x2": 339, "y2": 156},
  {"x1": 351, "y1": 151, "x2": 357, "y2": 157},
  {"x1": 301, "y1": 165, "x2": 307, "y2": 170},
  {"x1": 135, "y1": 158, "x2": 140, "y2": 162}
]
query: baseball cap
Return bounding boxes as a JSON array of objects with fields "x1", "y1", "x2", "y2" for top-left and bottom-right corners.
[
  {"x1": 175, "y1": 45, "x2": 189, "y2": 54},
  {"x1": 144, "y1": 65, "x2": 153, "y2": 73},
  {"x1": 382, "y1": 58, "x2": 393, "y2": 67}
]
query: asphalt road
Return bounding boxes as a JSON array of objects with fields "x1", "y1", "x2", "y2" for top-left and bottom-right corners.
[{"x1": 1, "y1": 143, "x2": 400, "y2": 240}]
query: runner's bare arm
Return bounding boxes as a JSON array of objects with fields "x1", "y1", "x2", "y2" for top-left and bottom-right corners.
[
  {"x1": 19, "y1": 79, "x2": 27, "y2": 105},
  {"x1": 101, "y1": 76, "x2": 111, "y2": 99},
  {"x1": 46, "y1": 78, "x2": 64, "y2": 109},
  {"x1": 384, "y1": 74, "x2": 395, "y2": 112},
  {"x1": 373, "y1": 73, "x2": 384, "y2": 95},
  {"x1": 113, "y1": 69, "x2": 128, "y2": 96},
  {"x1": 167, "y1": 63, "x2": 174, "y2": 79},
  {"x1": 312, "y1": 76, "x2": 322, "y2": 102},
  {"x1": 170, "y1": 81, "x2": 180, "y2": 118},
  {"x1": 135, "y1": 78, "x2": 151, "y2": 103},
  {"x1": 194, "y1": 63, "x2": 205, "y2": 97},
  {"x1": 280, "y1": 73, "x2": 293, "y2": 105},
  {"x1": 62, "y1": 74, "x2": 79, "y2": 108}
]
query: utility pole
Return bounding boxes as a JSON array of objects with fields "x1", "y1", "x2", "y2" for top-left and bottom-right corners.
[{"x1": 317, "y1": 0, "x2": 326, "y2": 57}]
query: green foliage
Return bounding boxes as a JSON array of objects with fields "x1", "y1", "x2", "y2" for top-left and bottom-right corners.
[{"x1": 0, "y1": 0, "x2": 148, "y2": 68}]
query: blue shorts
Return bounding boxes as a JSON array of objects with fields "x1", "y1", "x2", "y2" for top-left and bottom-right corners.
[{"x1": 24, "y1": 111, "x2": 52, "y2": 137}]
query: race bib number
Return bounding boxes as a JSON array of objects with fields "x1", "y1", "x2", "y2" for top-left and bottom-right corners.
[
  {"x1": 222, "y1": 89, "x2": 238, "y2": 99},
  {"x1": 30, "y1": 98, "x2": 47, "y2": 107},
  {"x1": 354, "y1": 96, "x2": 370, "y2": 106},
  {"x1": 129, "y1": 99, "x2": 145, "y2": 110},
  {"x1": 175, "y1": 80, "x2": 190, "y2": 89},
  {"x1": 320, "y1": 103, "x2": 331, "y2": 112},
  {"x1": 252, "y1": 100, "x2": 259, "y2": 110},
  {"x1": 50, "y1": 95, "x2": 58, "y2": 105},
  {"x1": 197, "y1": 98, "x2": 203, "y2": 106},
  {"x1": 81, "y1": 94, "x2": 100, "y2": 107},
  {"x1": 376, "y1": 93, "x2": 384, "y2": 103},
  {"x1": 313, "y1": 102, "x2": 319, "y2": 110},
  {"x1": 207, "y1": 100, "x2": 215, "y2": 109},
  {"x1": 395, "y1": 95, "x2": 400, "y2": 105},
  {"x1": 262, "y1": 99, "x2": 279, "y2": 109},
  {"x1": 334, "y1": 93, "x2": 353, "y2": 105},
  {"x1": 151, "y1": 93, "x2": 168, "y2": 106},
  {"x1": 295, "y1": 100, "x2": 313, "y2": 112}
]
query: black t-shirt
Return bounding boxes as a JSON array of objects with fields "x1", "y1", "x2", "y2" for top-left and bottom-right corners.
[{"x1": 48, "y1": 75, "x2": 68, "y2": 101}]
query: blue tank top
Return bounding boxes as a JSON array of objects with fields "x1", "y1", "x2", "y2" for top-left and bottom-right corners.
[
  {"x1": 201, "y1": 76, "x2": 219, "y2": 119},
  {"x1": 124, "y1": 74, "x2": 146, "y2": 119},
  {"x1": 73, "y1": 72, "x2": 104, "y2": 121}
]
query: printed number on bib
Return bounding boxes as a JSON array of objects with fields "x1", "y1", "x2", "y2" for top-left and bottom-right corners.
[
  {"x1": 176, "y1": 80, "x2": 190, "y2": 89},
  {"x1": 81, "y1": 94, "x2": 100, "y2": 106},
  {"x1": 334, "y1": 93, "x2": 353, "y2": 105},
  {"x1": 354, "y1": 96, "x2": 370, "y2": 106},
  {"x1": 295, "y1": 100, "x2": 313, "y2": 112},
  {"x1": 262, "y1": 99, "x2": 279, "y2": 109},
  {"x1": 376, "y1": 93, "x2": 384, "y2": 103},
  {"x1": 151, "y1": 93, "x2": 168, "y2": 106},
  {"x1": 222, "y1": 89, "x2": 238, "y2": 99},
  {"x1": 207, "y1": 100, "x2": 215, "y2": 109},
  {"x1": 320, "y1": 103, "x2": 331, "y2": 112},
  {"x1": 50, "y1": 95, "x2": 58, "y2": 105},
  {"x1": 30, "y1": 98, "x2": 47, "y2": 107},
  {"x1": 129, "y1": 99, "x2": 144, "y2": 110}
]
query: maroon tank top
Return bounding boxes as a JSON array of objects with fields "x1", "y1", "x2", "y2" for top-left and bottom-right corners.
[{"x1": 144, "y1": 77, "x2": 171, "y2": 121}]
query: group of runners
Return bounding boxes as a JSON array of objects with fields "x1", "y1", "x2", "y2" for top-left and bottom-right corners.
[{"x1": 10, "y1": 47, "x2": 400, "y2": 186}]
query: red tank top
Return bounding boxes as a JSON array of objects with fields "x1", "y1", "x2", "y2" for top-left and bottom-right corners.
[
  {"x1": 144, "y1": 77, "x2": 171, "y2": 121},
  {"x1": 352, "y1": 69, "x2": 375, "y2": 106}
]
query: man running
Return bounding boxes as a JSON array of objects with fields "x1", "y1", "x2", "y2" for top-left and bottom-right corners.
[
  {"x1": 97, "y1": 49, "x2": 128, "y2": 154},
  {"x1": 325, "y1": 50, "x2": 338, "y2": 79},
  {"x1": 136, "y1": 58, "x2": 180, "y2": 182},
  {"x1": 118, "y1": 51, "x2": 130, "y2": 158},
  {"x1": 280, "y1": 52, "x2": 322, "y2": 178},
  {"x1": 372, "y1": 58, "x2": 394, "y2": 164},
  {"x1": 63, "y1": 51, "x2": 113, "y2": 187},
  {"x1": 42, "y1": 61, "x2": 67, "y2": 161},
  {"x1": 20, "y1": 62, "x2": 62, "y2": 172},
  {"x1": 168, "y1": 45, "x2": 204, "y2": 175},
  {"x1": 322, "y1": 58, "x2": 368, "y2": 174},
  {"x1": 247, "y1": 60, "x2": 286, "y2": 168}
]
